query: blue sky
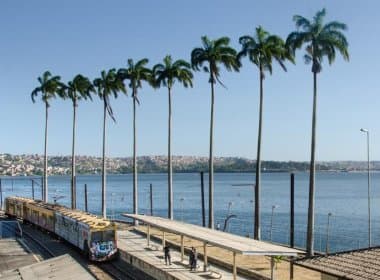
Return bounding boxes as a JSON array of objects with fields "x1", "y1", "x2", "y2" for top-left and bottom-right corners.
[{"x1": 0, "y1": 0, "x2": 378, "y2": 161}]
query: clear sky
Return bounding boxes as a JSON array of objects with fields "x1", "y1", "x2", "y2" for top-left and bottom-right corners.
[{"x1": 0, "y1": 0, "x2": 378, "y2": 161}]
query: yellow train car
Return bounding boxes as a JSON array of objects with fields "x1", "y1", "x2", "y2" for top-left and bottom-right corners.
[
  {"x1": 55, "y1": 207, "x2": 118, "y2": 261},
  {"x1": 4, "y1": 196, "x2": 118, "y2": 262},
  {"x1": 24, "y1": 200, "x2": 58, "y2": 232},
  {"x1": 5, "y1": 197, "x2": 34, "y2": 219}
]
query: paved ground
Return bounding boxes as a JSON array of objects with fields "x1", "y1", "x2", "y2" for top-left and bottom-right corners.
[{"x1": 118, "y1": 229, "x2": 251, "y2": 279}]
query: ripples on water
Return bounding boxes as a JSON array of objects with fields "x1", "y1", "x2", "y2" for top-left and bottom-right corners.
[{"x1": 2, "y1": 172, "x2": 378, "y2": 253}]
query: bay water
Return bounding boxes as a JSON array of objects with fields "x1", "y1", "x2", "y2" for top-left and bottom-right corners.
[{"x1": 2, "y1": 172, "x2": 379, "y2": 253}]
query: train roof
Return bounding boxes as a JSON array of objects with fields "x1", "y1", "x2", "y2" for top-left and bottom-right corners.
[
  {"x1": 6, "y1": 196, "x2": 36, "y2": 203},
  {"x1": 6, "y1": 196, "x2": 114, "y2": 230},
  {"x1": 56, "y1": 208, "x2": 113, "y2": 230}
]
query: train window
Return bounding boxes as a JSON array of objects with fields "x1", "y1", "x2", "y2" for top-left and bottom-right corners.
[
  {"x1": 91, "y1": 230, "x2": 115, "y2": 242},
  {"x1": 103, "y1": 230, "x2": 115, "y2": 241},
  {"x1": 91, "y1": 231, "x2": 102, "y2": 242}
]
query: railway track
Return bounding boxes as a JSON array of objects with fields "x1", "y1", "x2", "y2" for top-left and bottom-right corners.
[{"x1": 20, "y1": 224, "x2": 147, "y2": 280}]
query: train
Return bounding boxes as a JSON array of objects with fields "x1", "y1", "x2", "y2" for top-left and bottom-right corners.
[{"x1": 5, "y1": 196, "x2": 118, "y2": 262}]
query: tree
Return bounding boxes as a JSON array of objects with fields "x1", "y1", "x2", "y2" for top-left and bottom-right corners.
[
  {"x1": 191, "y1": 36, "x2": 240, "y2": 228},
  {"x1": 238, "y1": 26, "x2": 293, "y2": 240},
  {"x1": 287, "y1": 8, "x2": 349, "y2": 256},
  {"x1": 31, "y1": 71, "x2": 64, "y2": 203},
  {"x1": 153, "y1": 55, "x2": 193, "y2": 219},
  {"x1": 93, "y1": 69, "x2": 126, "y2": 218},
  {"x1": 118, "y1": 59, "x2": 152, "y2": 218},
  {"x1": 61, "y1": 74, "x2": 94, "y2": 209}
]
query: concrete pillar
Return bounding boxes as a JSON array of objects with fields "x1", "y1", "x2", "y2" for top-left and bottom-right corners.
[
  {"x1": 270, "y1": 256, "x2": 275, "y2": 280},
  {"x1": 203, "y1": 242, "x2": 208, "y2": 272},
  {"x1": 147, "y1": 225, "x2": 150, "y2": 247},
  {"x1": 290, "y1": 257, "x2": 294, "y2": 280},
  {"x1": 233, "y1": 252, "x2": 237, "y2": 280},
  {"x1": 181, "y1": 235, "x2": 184, "y2": 262}
]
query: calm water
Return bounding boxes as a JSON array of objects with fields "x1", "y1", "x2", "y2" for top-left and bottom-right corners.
[{"x1": 1, "y1": 172, "x2": 379, "y2": 253}]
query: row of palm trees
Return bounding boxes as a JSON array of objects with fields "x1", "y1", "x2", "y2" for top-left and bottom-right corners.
[{"x1": 31, "y1": 9, "x2": 348, "y2": 257}]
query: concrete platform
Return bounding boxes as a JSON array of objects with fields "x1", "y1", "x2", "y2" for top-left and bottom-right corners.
[
  {"x1": 118, "y1": 229, "x2": 250, "y2": 280},
  {"x1": 0, "y1": 254, "x2": 95, "y2": 280},
  {"x1": 0, "y1": 239, "x2": 37, "y2": 274}
]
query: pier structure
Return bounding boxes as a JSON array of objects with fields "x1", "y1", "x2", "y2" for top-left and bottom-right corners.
[{"x1": 121, "y1": 214, "x2": 302, "y2": 280}]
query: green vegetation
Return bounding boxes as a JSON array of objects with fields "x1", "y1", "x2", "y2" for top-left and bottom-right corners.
[
  {"x1": 287, "y1": 8, "x2": 349, "y2": 256},
  {"x1": 153, "y1": 55, "x2": 193, "y2": 219},
  {"x1": 238, "y1": 26, "x2": 294, "y2": 240},
  {"x1": 191, "y1": 36, "x2": 240, "y2": 229},
  {"x1": 31, "y1": 71, "x2": 64, "y2": 203},
  {"x1": 117, "y1": 58, "x2": 153, "y2": 218}
]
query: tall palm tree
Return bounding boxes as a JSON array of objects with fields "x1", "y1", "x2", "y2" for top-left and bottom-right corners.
[
  {"x1": 31, "y1": 71, "x2": 64, "y2": 203},
  {"x1": 238, "y1": 26, "x2": 294, "y2": 240},
  {"x1": 93, "y1": 69, "x2": 126, "y2": 218},
  {"x1": 191, "y1": 36, "x2": 240, "y2": 228},
  {"x1": 287, "y1": 8, "x2": 349, "y2": 256},
  {"x1": 153, "y1": 55, "x2": 193, "y2": 220},
  {"x1": 61, "y1": 74, "x2": 94, "y2": 209},
  {"x1": 117, "y1": 59, "x2": 152, "y2": 218}
]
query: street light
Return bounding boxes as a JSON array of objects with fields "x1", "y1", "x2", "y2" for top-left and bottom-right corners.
[
  {"x1": 180, "y1": 198, "x2": 185, "y2": 222},
  {"x1": 325, "y1": 212, "x2": 332, "y2": 255},
  {"x1": 360, "y1": 128, "x2": 371, "y2": 247},
  {"x1": 270, "y1": 205, "x2": 279, "y2": 241}
]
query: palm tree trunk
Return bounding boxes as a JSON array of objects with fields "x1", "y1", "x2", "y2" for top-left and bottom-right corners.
[
  {"x1": 209, "y1": 75, "x2": 215, "y2": 229},
  {"x1": 71, "y1": 99, "x2": 77, "y2": 209},
  {"x1": 306, "y1": 71, "x2": 317, "y2": 256},
  {"x1": 102, "y1": 98, "x2": 107, "y2": 218},
  {"x1": 168, "y1": 87, "x2": 173, "y2": 219},
  {"x1": 43, "y1": 102, "x2": 48, "y2": 203},
  {"x1": 254, "y1": 68, "x2": 264, "y2": 240},
  {"x1": 133, "y1": 91, "x2": 138, "y2": 218}
]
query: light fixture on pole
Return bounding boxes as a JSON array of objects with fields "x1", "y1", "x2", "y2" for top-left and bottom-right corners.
[
  {"x1": 270, "y1": 205, "x2": 279, "y2": 241},
  {"x1": 360, "y1": 128, "x2": 371, "y2": 247}
]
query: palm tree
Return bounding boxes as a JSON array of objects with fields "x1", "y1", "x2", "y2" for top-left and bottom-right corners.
[
  {"x1": 191, "y1": 36, "x2": 240, "y2": 228},
  {"x1": 287, "y1": 8, "x2": 349, "y2": 256},
  {"x1": 152, "y1": 55, "x2": 193, "y2": 219},
  {"x1": 93, "y1": 69, "x2": 126, "y2": 218},
  {"x1": 61, "y1": 75, "x2": 94, "y2": 209},
  {"x1": 238, "y1": 26, "x2": 293, "y2": 240},
  {"x1": 31, "y1": 71, "x2": 64, "y2": 203},
  {"x1": 117, "y1": 59, "x2": 152, "y2": 218}
]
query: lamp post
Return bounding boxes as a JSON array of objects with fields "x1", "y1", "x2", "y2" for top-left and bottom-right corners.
[
  {"x1": 180, "y1": 197, "x2": 185, "y2": 222},
  {"x1": 325, "y1": 212, "x2": 332, "y2": 255},
  {"x1": 270, "y1": 205, "x2": 279, "y2": 241},
  {"x1": 360, "y1": 128, "x2": 371, "y2": 247}
]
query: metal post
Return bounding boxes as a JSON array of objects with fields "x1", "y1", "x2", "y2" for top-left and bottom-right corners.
[
  {"x1": 31, "y1": 180, "x2": 35, "y2": 200},
  {"x1": 290, "y1": 257, "x2": 294, "y2": 280},
  {"x1": 200, "y1": 172, "x2": 206, "y2": 227},
  {"x1": 203, "y1": 242, "x2": 208, "y2": 272},
  {"x1": 150, "y1": 183, "x2": 153, "y2": 216},
  {"x1": 41, "y1": 177, "x2": 43, "y2": 200},
  {"x1": 0, "y1": 179, "x2": 2, "y2": 210},
  {"x1": 147, "y1": 225, "x2": 150, "y2": 247},
  {"x1": 367, "y1": 132, "x2": 371, "y2": 248},
  {"x1": 360, "y1": 128, "x2": 371, "y2": 248},
  {"x1": 180, "y1": 235, "x2": 184, "y2": 262},
  {"x1": 270, "y1": 205, "x2": 278, "y2": 241},
  {"x1": 270, "y1": 256, "x2": 275, "y2": 280},
  {"x1": 290, "y1": 173, "x2": 295, "y2": 247},
  {"x1": 84, "y1": 184, "x2": 88, "y2": 212},
  {"x1": 232, "y1": 252, "x2": 237, "y2": 280},
  {"x1": 325, "y1": 213, "x2": 332, "y2": 255}
]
